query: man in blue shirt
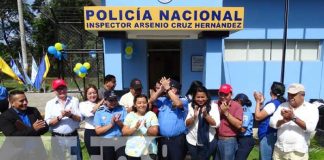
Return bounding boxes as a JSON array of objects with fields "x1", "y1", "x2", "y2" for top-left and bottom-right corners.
[
  {"x1": 94, "y1": 90, "x2": 127, "y2": 160},
  {"x1": 0, "y1": 90, "x2": 48, "y2": 159},
  {"x1": 149, "y1": 77, "x2": 188, "y2": 160}
]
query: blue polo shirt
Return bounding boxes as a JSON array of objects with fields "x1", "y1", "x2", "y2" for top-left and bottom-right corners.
[
  {"x1": 156, "y1": 96, "x2": 188, "y2": 137},
  {"x1": 93, "y1": 105, "x2": 127, "y2": 138},
  {"x1": 14, "y1": 108, "x2": 31, "y2": 127},
  {"x1": 241, "y1": 106, "x2": 253, "y2": 137}
]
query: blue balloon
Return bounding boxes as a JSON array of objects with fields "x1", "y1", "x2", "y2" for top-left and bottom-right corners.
[
  {"x1": 55, "y1": 51, "x2": 62, "y2": 60},
  {"x1": 79, "y1": 66, "x2": 87, "y2": 73},
  {"x1": 47, "y1": 46, "x2": 57, "y2": 55}
]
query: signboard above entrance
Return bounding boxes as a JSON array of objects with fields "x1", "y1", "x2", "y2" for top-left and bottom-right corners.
[{"x1": 84, "y1": 7, "x2": 244, "y2": 31}]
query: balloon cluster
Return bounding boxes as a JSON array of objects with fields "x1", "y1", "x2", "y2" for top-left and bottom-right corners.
[
  {"x1": 124, "y1": 42, "x2": 134, "y2": 59},
  {"x1": 73, "y1": 62, "x2": 91, "y2": 78},
  {"x1": 47, "y1": 42, "x2": 66, "y2": 60}
]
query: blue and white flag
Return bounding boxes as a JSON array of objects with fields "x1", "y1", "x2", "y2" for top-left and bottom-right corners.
[
  {"x1": 10, "y1": 58, "x2": 26, "y2": 84},
  {"x1": 31, "y1": 56, "x2": 38, "y2": 84},
  {"x1": 34, "y1": 55, "x2": 50, "y2": 90}
]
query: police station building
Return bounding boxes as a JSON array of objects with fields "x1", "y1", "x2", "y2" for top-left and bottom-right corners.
[{"x1": 85, "y1": 0, "x2": 324, "y2": 107}]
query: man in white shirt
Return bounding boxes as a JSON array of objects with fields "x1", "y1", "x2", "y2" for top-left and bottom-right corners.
[
  {"x1": 270, "y1": 83, "x2": 319, "y2": 160},
  {"x1": 119, "y1": 78, "x2": 143, "y2": 113},
  {"x1": 45, "y1": 79, "x2": 82, "y2": 160}
]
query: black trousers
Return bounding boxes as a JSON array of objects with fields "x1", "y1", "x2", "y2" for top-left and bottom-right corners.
[
  {"x1": 235, "y1": 136, "x2": 255, "y2": 160},
  {"x1": 84, "y1": 129, "x2": 100, "y2": 156},
  {"x1": 157, "y1": 134, "x2": 187, "y2": 160}
]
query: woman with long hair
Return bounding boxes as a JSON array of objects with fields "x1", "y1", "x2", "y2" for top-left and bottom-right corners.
[
  {"x1": 79, "y1": 84, "x2": 103, "y2": 157},
  {"x1": 254, "y1": 82, "x2": 286, "y2": 160},
  {"x1": 234, "y1": 93, "x2": 255, "y2": 160},
  {"x1": 185, "y1": 86, "x2": 220, "y2": 160},
  {"x1": 122, "y1": 94, "x2": 159, "y2": 160}
]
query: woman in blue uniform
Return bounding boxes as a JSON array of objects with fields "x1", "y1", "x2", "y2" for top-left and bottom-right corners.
[{"x1": 234, "y1": 93, "x2": 255, "y2": 160}]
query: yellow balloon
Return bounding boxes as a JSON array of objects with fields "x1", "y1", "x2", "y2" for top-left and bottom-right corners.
[
  {"x1": 55, "y1": 42, "x2": 63, "y2": 51},
  {"x1": 83, "y1": 62, "x2": 91, "y2": 70},
  {"x1": 78, "y1": 72, "x2": 86, "y2": 78},
  {"x1": 73, "y1": 67, "x2": 78, "y2": 73},
  {"x1": 75, "y1": 63, "x2": 82, "y2": 70},
  {"x1": 125, "y1": 46, "x2": 133, "y2": 55}
]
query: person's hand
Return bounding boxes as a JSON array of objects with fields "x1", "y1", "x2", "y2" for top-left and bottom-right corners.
[
  {"x1": 253, "y1": 91, "x2": 264, "y2": 104},
  {"x1": 114, "y1": 113, "x2": 121, "y2": 123},
  {"x1": 160, "y1": 77, "x2": 171, "y2": 91},
  {"x1": 201, "y1": 106, "x2": 208, "y2": 117},
  {"x1": 281, "y1": 108, "x2": 293, "y2": 122},
  {"x1": 193, "y1": 105, "x2": 200, "y2": 119},
  {"x1": 32, "y1": 119, "x2": 46, "y2": 131},
  {"x1": 220, "y1": 101, "x2": 229, "y2": 114},
  {"x1": 135, "y1": 120, "x2": 142, "y2": 129}
]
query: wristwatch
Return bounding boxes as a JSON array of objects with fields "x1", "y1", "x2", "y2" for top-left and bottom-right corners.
[{"x1": 292, "y1": 116, "x2": 297, "y2": 122}]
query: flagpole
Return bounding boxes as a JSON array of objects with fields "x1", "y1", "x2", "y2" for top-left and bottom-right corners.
[
  {"x1": 17, "y1": 0, "x2": 28, "y2": 74},
  {"x1": 280, "y1": 0, "x2": 289, "y2": 83}
]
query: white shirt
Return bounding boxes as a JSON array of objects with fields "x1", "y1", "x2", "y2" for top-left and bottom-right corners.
[
  {"x1": 119, "y1": 92, "x2": 134, "y2": 111},
  {"x1": 185, "y1": 102, "x2": 220, "y2": 146},
  {"x1": 263, "y1": 103, "x2": 276, "y2": 115},
  {"x1": 45, "y1": 96, "x2": 81, "y2": 134},
  {"x1": 270, "y1": 101, "x2": 319, "y2": 153},
  {"x1": 79, "y1": 101, "x2": 96, "y2": 129}
]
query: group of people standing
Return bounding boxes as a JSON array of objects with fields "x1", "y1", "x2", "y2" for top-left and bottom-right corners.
[{"x1": 0, "y1": 74, "x2": 320, "y2": 160}]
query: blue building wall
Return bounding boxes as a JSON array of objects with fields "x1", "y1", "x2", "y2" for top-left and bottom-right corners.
[
  {"x1": 102, "y1": 0, "x2": 324, "y2": 105},
  {"x1": 122, "y1": 40, "x2": 148, "y2": 92},
  {"x1": 222, "y1": 0, "x2": 324, "y2": 105},
  {"x1": 181, "y1": 40, "x2": 205, "y2": 94}
]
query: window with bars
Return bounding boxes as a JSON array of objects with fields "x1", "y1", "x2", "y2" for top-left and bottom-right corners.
[{"x1": 224, "y1": 40, "x2": 321, "y2": 61}]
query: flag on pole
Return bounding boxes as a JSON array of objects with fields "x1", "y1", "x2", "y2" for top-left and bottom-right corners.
[
  {"x1": 0, "y1": 57, "x2": 23, "y2": 84},
  {"x1": 10, "y1": 58, "x2": 26, "y2": 84},
  {"x1": 43, "y1": 54, "x2": 50, "y2": 78},
  {"x1": 31, "y1": 56, "x2": 38, "y2": 84},
  {"x1": 33, "y1": 54, "x2": 50, "y2": 90}
]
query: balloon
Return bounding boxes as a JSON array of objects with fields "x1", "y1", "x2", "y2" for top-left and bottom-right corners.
[
  {"x1": 125, "y1": 46, "x2": 133, "y2": 56},
  {"x1": 55, "y1": 51, "x2": 62, "y2": 60},
  {"x1": 78, "y1": 72, "x2": 86, "y2": 78},
  {"x1": 55, "y1": 43, "x2": 63, "y2": 51},
  {"x1": 79, "y1": 66, "x2": 87, "y2": 73},
  {"x1": 75, "y1": 63, "x2": 82, "y2": 70},
  {"x1": 83, "y1": 62, "x2": 91, "y2": 70},
  {"x1": 73, "y1": 67, "x2": 78, "y2": 73},
  {"x1": 47, "y1": 46, "x2": 57, "y2": 55}
]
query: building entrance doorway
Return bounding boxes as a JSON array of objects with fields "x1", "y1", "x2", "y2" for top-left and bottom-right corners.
[{"x1": 148, "y1": 40, "x2": 181, "y2": 92}]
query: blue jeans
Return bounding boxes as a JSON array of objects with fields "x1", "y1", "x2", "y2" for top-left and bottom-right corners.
[
  {"x1": 259, "y1": 132, "x2": 277, "y2": 160},
  {"x1": 215, "y1": 137, "x2": 237, "y2": 160}
]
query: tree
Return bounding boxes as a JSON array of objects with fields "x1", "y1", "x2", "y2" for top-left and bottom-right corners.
[{"x1": 0, "y1": 0, "x2": 35, "y2": 60}]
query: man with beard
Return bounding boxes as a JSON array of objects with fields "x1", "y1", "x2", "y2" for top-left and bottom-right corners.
[{"x1": 270, "y1": 83, "x2": 319, "y2": 160}]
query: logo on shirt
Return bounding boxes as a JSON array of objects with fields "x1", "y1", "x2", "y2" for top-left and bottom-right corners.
[{"x1": 158, "y1": 0, "x2": 172, "y2": 4}]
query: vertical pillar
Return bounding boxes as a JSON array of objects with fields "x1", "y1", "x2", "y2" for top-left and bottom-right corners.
[
  {"x1": 203, "y1": 38, "x2": 223, "y2": 89},
  {"x1": 104, "y1": 38, "x2": 123, "y2": 90}
]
